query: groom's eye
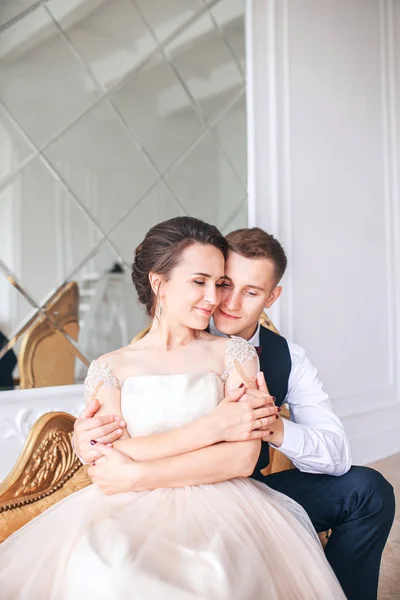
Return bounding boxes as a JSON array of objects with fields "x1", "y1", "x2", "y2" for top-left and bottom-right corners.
[{"x1": 194, "y1": 280, "x2": 205, "y2": 285}]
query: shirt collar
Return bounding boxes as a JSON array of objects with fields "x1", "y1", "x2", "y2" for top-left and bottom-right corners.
[{"x1": 209, "y1": 317, "x2": 260, "y2": 347}]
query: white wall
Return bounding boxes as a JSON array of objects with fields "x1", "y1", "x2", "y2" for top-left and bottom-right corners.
[
  {"x1": 0, "y1": 385, "x2": 85, "y2": 481},
  {"x1": 247, "y1": 0, "x2": 400, "y2": 464}
]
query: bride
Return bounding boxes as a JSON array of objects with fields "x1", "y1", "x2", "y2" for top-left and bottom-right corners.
[{"x1": 0, "y1": 217, "x2": 345, "y2": 599}]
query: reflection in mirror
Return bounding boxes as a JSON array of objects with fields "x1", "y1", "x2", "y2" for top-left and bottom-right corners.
[{"x1": 0, "y1": 0, "x2": 247, "y2": 388}]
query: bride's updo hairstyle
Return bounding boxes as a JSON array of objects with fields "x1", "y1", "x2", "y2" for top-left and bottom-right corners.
[{"x1": 132, "y1": 216, "x2": 228, "y2": 317}]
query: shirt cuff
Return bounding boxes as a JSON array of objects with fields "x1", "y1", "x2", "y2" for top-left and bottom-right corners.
[{"x1": 269, "y1": 418, "x2": 305, "y2": 459}]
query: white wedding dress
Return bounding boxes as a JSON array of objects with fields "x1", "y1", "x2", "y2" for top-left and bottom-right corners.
[{"x1": 0, "y1": 338, "x2": 345, "y2": 599}]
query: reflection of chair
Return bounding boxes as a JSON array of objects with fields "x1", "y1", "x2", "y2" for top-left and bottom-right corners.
[
  {"x1": 18, "y1": 282, "x2": 80, "y2": 388},
  {"x1": 0, "y1": 312, "x2": 329, "y2": 547}
]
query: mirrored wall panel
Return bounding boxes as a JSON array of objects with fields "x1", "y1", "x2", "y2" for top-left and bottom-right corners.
[{"x1": 0, "y1": 0, "x2": 247, "y2": 388}]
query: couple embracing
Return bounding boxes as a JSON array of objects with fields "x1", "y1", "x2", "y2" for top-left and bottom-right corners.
[{"x1": 0, "y1": 217, "x2": 394, "y2": 599}]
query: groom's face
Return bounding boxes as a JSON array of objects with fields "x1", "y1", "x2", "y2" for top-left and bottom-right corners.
[{"x1": 213, "y1": 251, "x2": 282, "y2": 340}]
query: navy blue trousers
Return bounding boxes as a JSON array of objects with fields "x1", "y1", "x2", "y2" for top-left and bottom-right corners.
[{"x1": 258, "y1": 466, "x2": 395, "y2": 600}]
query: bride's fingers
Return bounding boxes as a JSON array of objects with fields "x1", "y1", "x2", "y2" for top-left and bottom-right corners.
[
  {"x1": 95, "y1": 429, "x2": 125, "y2": 445},
  {"x1": 85, "y1": 449, "x2": 103, "y2": 463},
  {"x1": 253, "y1": 405, "x2": 279, "y2": 420},
  {"x1": 244, "y1": 389, "x2": 275, "y2": 407},
  {"x1": 256, "y1": 371, "x2": 270, "y2": 395},
  {"x1": 253, "y1": 415, "x2": 279, "y2": 429},
  {"x1": 82, "y1": 420, "x2": 125, "y2": 441},
  {"x1": 249, "y1": 429, "x2": 273, "y2": 439},
  {"x1": 91, "y1": 442, "x2": 120, "y2": 460},
  {"x1": 79, "y1": 399, "x2": 100, "y2": 419},
  {"x1": 78, "y1": 414, "x2": 120, "y2": 430}
]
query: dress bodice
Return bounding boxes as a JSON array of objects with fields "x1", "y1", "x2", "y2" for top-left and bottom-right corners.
[
  {"x1": 83, "y1": 336, "x2": 258, "y2": 437},
  {"x1": 121, "y1": 372, "x2": 223, "y2": 437}
]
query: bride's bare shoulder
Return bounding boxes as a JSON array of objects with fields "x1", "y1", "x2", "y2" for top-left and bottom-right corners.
[
  {"x1": 200, "y1": 333, "x2": 256, "y2": 363},
  {"x1": 94, "y1": 343, "x2": 143, "y2": 371},
  {"x1": 198, "y1": 332, "x2": 230, "y2": 355}
]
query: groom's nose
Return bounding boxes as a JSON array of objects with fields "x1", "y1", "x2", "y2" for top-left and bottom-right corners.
[{"x1": 224, "y1": 290, "x2": 241, "y2": 312}]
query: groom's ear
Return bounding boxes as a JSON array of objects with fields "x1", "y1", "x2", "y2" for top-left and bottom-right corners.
[{"x1": 264, "y1": 286, "x2": 282, "y2": 309}]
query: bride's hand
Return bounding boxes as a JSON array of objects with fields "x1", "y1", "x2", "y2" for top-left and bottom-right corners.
[
  {"x1": 73, "y1": 399, "x2": 126, "y2": 463},
  {"x1": 88, "y1": 444, "x2": 143, "y2": 495},
  {"x1": 211, "y1": 375, "x2": 279, "y2": 442}
]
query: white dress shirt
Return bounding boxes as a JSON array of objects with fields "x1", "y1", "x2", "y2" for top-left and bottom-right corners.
[{"x1": 210, "y1": 319, "x2": 352, "y2": 476}]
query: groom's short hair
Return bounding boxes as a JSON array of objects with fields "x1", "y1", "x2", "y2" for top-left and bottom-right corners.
[{"x1": 226, "y1": 227, "x2": 287, "y2": 284}]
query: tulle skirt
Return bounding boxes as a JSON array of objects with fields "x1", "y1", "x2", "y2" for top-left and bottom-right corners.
[{"x1": 0, "y1": 478, "x2": 345, "y2": 599}]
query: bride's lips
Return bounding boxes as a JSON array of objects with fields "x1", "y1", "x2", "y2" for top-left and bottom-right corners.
[
  {"x1": 219, "y1": 309, "x2": 240, "y2": 320},
  {"x1": 195, "y1": 307, "x2": 213, "y2": 316}
]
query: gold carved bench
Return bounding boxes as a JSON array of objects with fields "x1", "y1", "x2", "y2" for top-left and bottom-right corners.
[{"x1": 0, "y1": 413, "x2": 91, "y2": 542}]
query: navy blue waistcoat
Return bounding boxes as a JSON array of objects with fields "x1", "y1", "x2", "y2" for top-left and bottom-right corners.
[{"x1": 251, "y1": 325, "x2": 291, "y2": 481}]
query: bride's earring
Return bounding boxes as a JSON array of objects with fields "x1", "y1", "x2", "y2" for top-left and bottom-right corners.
[{"x1": 155, "y1": 285, "x2": 163, "y2": 317}]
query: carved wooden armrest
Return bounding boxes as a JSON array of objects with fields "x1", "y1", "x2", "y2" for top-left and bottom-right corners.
[{"x1": 0, "y1": 412, "x2": 91, "y2": 543}]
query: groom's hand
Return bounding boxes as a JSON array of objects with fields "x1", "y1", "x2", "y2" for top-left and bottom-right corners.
[
  {"x1": 241, "y1": 372, "x2": 280, "y2": 431},
  {"x1": 254, "y1": 372, "x2": 285, "y2": 446},
  {"x1": 242, "y1": 372, "x2": 276, "y2": 412},
  {"x1": 211, "y1": 379, "x2": 279, "y2": 442},
  {"x1": 73, "y1": 399, "x2": 126, "y2": 463}
]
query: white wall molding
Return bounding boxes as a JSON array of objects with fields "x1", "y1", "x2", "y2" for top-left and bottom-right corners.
[
  {"x1": 248, "y1": 0, "x2": 400, "y2": 464},
  {"x1": 380, "y1": 0, "x2": 400, "y2": 395},
  {"x1": 246, "y1": 0, "x2": 294, "y2": 335},
  {"x1": 0, "y1": 384, "x2": 85, "y2": 482},
  {"x1": 342, "y1": 402, "x2": 400, "y2": 465}
]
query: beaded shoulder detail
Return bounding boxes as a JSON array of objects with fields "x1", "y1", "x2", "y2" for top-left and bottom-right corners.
[
  {"x1": 220, "y1": 336, "x2": 258, "y2": 384},
  {"x1": 84, "y1": 359, "x2": 123, "y2": 403}
]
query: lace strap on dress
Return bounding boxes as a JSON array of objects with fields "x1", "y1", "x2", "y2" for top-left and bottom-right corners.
[
  {"x1": 220, "y1": 336, "x2": 258, "y2": 383},
  {"x1": 84, "y1": 359, "x2": 123, "y2": 404}
]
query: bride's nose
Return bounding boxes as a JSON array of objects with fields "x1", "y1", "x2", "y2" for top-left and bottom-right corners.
[{"x1": 203, "y1": 282, "x2": 219, "y2": 306}]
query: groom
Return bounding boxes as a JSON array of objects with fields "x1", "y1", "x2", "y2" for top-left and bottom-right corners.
[{"x1": 74, "y1": 227, "x2": 395, "y2": 600}]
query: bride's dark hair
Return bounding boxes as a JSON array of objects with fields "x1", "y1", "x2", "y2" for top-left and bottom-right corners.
[{"x1": 131, "y1": 216, "x2": 228, "y2": 316}]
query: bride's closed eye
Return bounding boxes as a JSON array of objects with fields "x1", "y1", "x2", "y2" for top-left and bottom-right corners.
[{"x1": 193, "y1": 280, "x2": 224, "y2": 287}]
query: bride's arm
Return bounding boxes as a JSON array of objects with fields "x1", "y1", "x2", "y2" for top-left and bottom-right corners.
[
  {"x1": 134, "y1": 438, "x2": 262, "y2": 490},
  {"x1": 75, "y1": 356, "x2": 250, "y2": 463},
  {"x1": 90, "y1": 347, "x2": 265, "y2": 492},
  {"x1": 129, "y1": 348, "x2": 263, "y2": 489},
  {"x1": 113, "y1": 413, "x2": 225, "y2": 460},
  {"x1": 111, "y1": 383, "x2": 272, "y2": 461},
  {"x1": 76, "y1": 383, "x2": 272, "y2": 464},
  {"x1": 77, "y1": 385, "x2": 220, "y2": 463}
]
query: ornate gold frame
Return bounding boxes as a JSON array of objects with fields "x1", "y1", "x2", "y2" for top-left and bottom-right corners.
[{"x1": 0, "y1": 412, "x2": 90, "y2": 542}]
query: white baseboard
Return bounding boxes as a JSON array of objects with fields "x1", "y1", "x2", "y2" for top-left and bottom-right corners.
[{"x1": 341, "y1": 402, "x2": 400, "y2": 465}]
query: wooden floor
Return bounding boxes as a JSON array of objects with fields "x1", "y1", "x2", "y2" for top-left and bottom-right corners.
[{"x1": 371, "y1": 454, "x2": 400, "y2": 600}]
